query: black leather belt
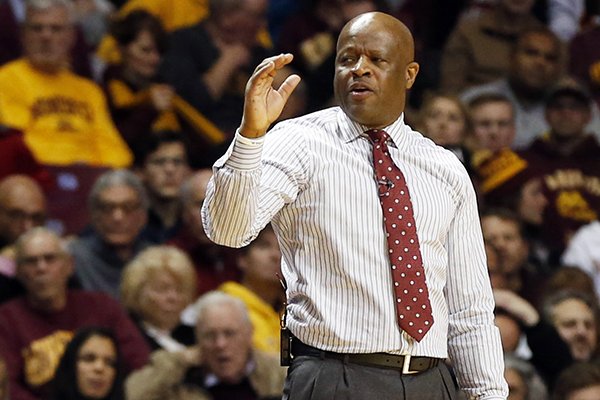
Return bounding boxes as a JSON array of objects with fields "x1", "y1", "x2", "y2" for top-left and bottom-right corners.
[{"x1": 291, "y1": 338, "x2": 441, "y2": 374}]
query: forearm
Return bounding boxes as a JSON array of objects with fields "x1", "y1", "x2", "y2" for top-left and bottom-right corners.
[{"x1": 202, "y1": 134, "x2": 271, "y2": 248}]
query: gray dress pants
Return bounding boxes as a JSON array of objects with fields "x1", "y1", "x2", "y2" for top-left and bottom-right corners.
[{"x1": 282, "y1": 355, "x2": 459, "y2": 400}]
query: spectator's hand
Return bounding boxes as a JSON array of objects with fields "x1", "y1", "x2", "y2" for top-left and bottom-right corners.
[
  {"x1": 149, "y1": 84, "x2": 175, "y2": 111},
  {"x1": 493, "y1": 289, "x2": 540, "y2": 327},
  {"x1": 240, "y1": 54, "x2": 301, "y2": 138}
]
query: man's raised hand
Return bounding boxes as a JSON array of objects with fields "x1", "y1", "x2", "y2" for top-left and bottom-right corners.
[{"x1": 240, "y1": 54, "x2": 301, "y2": 138}]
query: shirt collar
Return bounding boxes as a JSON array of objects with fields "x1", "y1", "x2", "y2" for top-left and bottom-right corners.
[{"x1": 337, "y1": 109, "x2": 411, "y2": 151}]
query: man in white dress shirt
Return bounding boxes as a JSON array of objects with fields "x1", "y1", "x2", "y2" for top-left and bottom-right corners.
[{"x1": 202, "y1": 11, "x2": 507, "y2": 399}]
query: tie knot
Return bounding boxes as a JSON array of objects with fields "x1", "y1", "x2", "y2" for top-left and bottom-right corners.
[{"x1": 365, "y1": 129, "x2": 389, "y2": 144}]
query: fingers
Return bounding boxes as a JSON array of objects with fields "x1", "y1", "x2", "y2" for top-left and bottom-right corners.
[
  {"x1": 252, "y1": 54, "x2": 295, "y2": 81},
  {"x1": 276, "y1": 74, "x2": 301, "y2": 102}
]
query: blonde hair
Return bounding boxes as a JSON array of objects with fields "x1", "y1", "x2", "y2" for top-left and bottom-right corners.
[{"x1": 120, "y1": 245, "x2": 197, "y2": 315}]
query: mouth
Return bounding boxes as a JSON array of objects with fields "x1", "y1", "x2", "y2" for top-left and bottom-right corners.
[{"x1": 348, "y1": 84, "x2": 374, "y2": 101}]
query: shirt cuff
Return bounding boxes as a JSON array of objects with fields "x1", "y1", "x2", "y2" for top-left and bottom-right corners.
[{"x1": 225, "y1": 130, "x2": 265, "y2": 170}]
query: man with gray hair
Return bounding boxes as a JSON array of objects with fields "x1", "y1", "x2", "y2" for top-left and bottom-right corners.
[
  {"x1": 0, "y1": 227, "x2": 149, "y2": 400},
  {"x1": 126, "y1": 291, "x2": 286, "y2": 400},
  {"x1": 0, "y1": 0, "x2": 132, "y2": 168},
  {"x1": 68, "y1": 169, "x2": 150, "y2": 299}
]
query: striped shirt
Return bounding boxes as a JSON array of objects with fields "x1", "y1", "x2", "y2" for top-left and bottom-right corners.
[{"x1": 202, "y1": 107, "x2": 507, "y2": 399}]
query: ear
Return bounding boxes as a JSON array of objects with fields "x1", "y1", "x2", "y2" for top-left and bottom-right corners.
[{"x1": 405, "y1": 61, "x2": 419, "y2": 89}]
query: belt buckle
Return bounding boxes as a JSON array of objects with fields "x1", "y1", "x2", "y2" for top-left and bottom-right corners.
[{"x1": 402, "y1": 354, "x2": 418, "y2": 375}]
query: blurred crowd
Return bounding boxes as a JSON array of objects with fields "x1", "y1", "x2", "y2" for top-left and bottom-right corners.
[{"x1": 1, "y1": 0, "x2": 600, "y2": 399}]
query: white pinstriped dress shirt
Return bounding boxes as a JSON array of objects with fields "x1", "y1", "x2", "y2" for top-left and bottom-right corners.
[{"x1": 202, "y1": 107, "x2": 508, "y2": 399}]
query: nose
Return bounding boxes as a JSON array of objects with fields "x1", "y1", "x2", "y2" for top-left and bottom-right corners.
[{"x1": 351, "y1": 55, "x2": 371, "y2": 76}]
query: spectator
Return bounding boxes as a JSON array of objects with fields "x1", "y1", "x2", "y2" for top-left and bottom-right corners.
[
  {"x1": 475, "y1": 150, "x2": 551, "y2": 266},
  {"x1": 68, "y1": 169, "x2": 150, "y2": 299},
  {"x1": 440, "y1": 0, "x2": 542, "y2": 94},
  {"x1": 504, "y1": 354, "x2": 548, "y2": 400},
  {"x1": 0, "y1": 227, "x2": 149, "y2": 400},
  {"x1": 104, "y1": 11, "x2": 226, "y2": 167},
  {"x1": 481, "y1": 208, "x2": 550, "y2": 306},
  {"x1": 0, "y1": 0, "x2": 94, "y2": 77},
  {"x1": 543, "y1": 290, "x2": 598, "y2": 362},
  {"x1": 217, "y1": 225, "x2": 283, "y2": 355},
  {"x1": 494, "y1": 288, "x2": 573, "y2": 387},
  {"x1": 121, "y1": 245, "x2": 197, "y2": 351},
  {"x1": 520, "y1": 78, "x2": 600, "y2": 257},
  {"x1": 461, "y1": 27, "x2": 567, "y2": 149},
  {"x1": 569, "y1": 18, "x2": 600, "y2": 108},
  {"x1": 468, "y1": 93, "x2": 516, "y2": 153},
  {"x1": 553, "y1": 361, "x2": 600, "y2": 400},
  {"x1": 414, "y1": 92, "x2": 473, "y2": 173},
  {"x1": 0, "y1": 174, "x2": 48, "y2": 302},
  {"x1": 0, "y1": 0, "x2": 132, "y2": 168},
  {"x1": 134, "y1": 131, "x2": 191, "y2": 244},
  {"x1": 159, "y1": 0, "x2": 272, "y2": 161},
  {"x1": 169, "y1": 170, "x2": 239, "y2": 296},
  {"x1": 561, "y1": 221, "x2": 600, "y2": 299},
  {"x1": 126, "y1": 291, "x2": 286, "y2": 400},
  {"x1": 50, "y1": 327, "x2": 125, "y2": 400},
  {"x1": 0, "y1": 175, "x2": 47, "y2": 255}
]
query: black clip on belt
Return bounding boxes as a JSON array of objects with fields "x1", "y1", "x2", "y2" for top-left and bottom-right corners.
[{"x1": 291, "y1": 338, "x2": 441, "y2": 374}]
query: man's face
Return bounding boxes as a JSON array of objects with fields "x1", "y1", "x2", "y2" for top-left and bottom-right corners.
[
  {"x1": 16, "y1": 231, "x2": 72, "y2": 307},
  {"x1": 197, "y1": 303, "x2": 253, "y2": 383},
  {"x1": 91, "y1": 185, "x2": 147, "y2": 247},
  {"x1": 0, "y1": 183, "x2": 46, "y2": 245},
  {"x1": 511, "y1": 33, "x2": 561, "y2": 92},
  {"x1": 334, "y1": 14, "x2": 418, "y2": 128},
  {"x1": 142, "y1": 142, "x2": 190, "y2": 201},
  {"x1": 22, "y1": 6, "x2": 74, "y2": 73},
  {"x1": 238, "y1": 228, "x2": 281, "y2": 286},
  {"x1": 471, "y1": 101, "x2": 515, "y2": 152},
  {"x1": 182, "y1": 171, "x2": 212, "y2": 244},
  {"x1": 481, "y1": 216, "x2": 528, "y2": 274},
  {"x1": 545, "y1": 95, "x2": 592, "y2": 140},
  {"x1": 551, "y1": 298, "x2": 597, "y2": 361}
]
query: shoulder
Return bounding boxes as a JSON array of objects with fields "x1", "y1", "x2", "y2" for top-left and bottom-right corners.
[
  {"x1": 0, "y1": 59, "x2": 26, "y2": 80},
  {"x1": 267, "y1": 107, "x2": 343, "y2": 144}
]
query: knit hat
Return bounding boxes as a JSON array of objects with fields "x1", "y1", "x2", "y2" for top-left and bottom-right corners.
[
  {"x1": 474, "y1": 148, "x2": 540, "y2": 201},
  {"x1": 545, "y1": 77, "x2": 592, "y2": 107}
]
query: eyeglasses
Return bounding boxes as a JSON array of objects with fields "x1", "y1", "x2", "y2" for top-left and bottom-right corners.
[
  {"x1": 18, "y1": 252, "x2": 64, "y2": 266},
  {"x1": 94, "y1": 201, "x2": 142, "y2": 215},
  {"x1": 0, "y1": 208, "x2": 46, "y2": 224}
]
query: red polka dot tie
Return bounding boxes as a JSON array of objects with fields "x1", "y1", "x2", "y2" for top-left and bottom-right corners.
[{"x1": 366, "y1": 129, "x2": 433, "y2": 342}]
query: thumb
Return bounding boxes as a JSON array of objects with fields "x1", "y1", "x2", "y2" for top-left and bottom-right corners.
[{"x1": 276, "y1": 74, "x2": 301, "y2": 102}]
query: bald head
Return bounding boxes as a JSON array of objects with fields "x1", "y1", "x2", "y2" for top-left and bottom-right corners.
[
  {"x1": 334, "y1": 11, "x2": 419, "y2": 128},
  {"x1": 339, "y1": 12, "x2": 415, "y2": 60},
  {"x1": 0, "y1": 175, "x2": 47, "y2": 245}
]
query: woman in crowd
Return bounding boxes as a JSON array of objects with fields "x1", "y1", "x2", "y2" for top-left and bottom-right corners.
[
  {"x1": 103, "y1": 10, "x2": 225, "y2": 167},
  {"x1": 121, "y1": 245, "x2": 197, "y2": 351},
  {"x1": 51, "y1": 327, "x2": 125, "y2": 400},
  {"x1": 415, "y1": 92, "x2": 474, "y2": 174}
]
